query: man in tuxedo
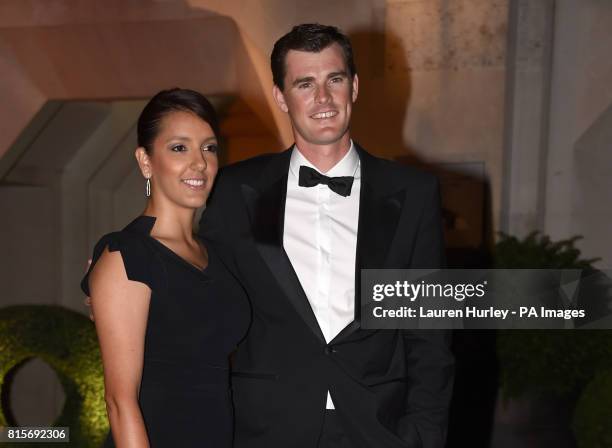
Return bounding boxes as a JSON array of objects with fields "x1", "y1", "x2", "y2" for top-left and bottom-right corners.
[{"x1": 199, "y1": 23, "x2": 454, "y2": 448}]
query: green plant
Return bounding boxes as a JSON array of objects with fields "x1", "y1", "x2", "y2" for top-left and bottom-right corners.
[
  {"x1": 0, "y1": 305, "x2": 107, "y2": 447},
  {"x1": 494, "y1": 232, "x2": 600, "y2": 269},
  {"x1": 495, "y1": 232, "x2": 611, "y2": 397},
  {"x1": 497, "y1": 330, "x2": 612, "y2": 398},
  {"x1": 495, "y1": 232, "x2": 612, "y2": 447}
]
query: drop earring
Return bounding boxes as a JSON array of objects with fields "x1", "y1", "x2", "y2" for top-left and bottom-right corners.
[{"x1": 145, "y1": 177, "x2": 151, "y2": 197}]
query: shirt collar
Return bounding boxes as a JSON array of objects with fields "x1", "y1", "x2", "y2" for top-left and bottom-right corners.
[{"x1": 289, "y1": 140, "x2": 360, "y2": 180}]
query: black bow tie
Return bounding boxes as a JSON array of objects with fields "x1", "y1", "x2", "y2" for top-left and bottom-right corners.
[{"x1": 298, "y1": 165, "x2": 354, "y2": 197}]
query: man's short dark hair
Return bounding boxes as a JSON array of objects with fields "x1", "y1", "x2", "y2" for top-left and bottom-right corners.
[{"x1": 271, "y1": 23, "x2": 357, "y2": 90}]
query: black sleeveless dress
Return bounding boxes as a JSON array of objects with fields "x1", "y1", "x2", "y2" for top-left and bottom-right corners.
[{"x1": 81, "y1": 215, "x2": 250, "y2": 447}]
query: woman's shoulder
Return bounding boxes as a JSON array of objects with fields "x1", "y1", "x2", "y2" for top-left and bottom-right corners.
[
  {"x1": 81, "y1": 216, "x2": 165, "y2": 296},
  {"x1": 92, "y1": 217, "x2": 157, "y2": 264}
]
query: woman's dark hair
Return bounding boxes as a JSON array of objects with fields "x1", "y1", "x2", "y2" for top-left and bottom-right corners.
[
  {"x1": 271, "y1": 23, "x2": 357, "y2": 91},
  {"x1": 137, "y1": 88, "x2": 220, "y2": 152}
]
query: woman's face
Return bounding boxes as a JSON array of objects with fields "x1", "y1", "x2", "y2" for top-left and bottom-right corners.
[{"x1": 138, "y1": 110, "x2": 219, "y2": 210}]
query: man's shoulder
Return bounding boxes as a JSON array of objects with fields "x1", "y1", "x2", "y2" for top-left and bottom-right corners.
[
  {"x1": 216, "y1": 151, "x2": 285, "y2": 184},
  {"x1": 374, "y1": 156, "x2": 437, "y2": 182},
  {"x1": 362, "y1": 149, "x2": 438, "y2": 190}
]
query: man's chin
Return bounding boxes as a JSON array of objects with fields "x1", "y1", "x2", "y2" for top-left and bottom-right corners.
[{"x1": 302, "y1": 129, "x2": 350, "y2": 146}]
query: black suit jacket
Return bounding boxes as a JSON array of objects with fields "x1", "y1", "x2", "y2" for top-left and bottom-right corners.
[{"x1": 199, "y1": 144, "x2": 454, "y2": 448}]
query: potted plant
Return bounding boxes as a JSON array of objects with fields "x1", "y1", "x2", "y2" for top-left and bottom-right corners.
[{"x1": 494, "y1": 232, "x2": 612, "y2": 448}]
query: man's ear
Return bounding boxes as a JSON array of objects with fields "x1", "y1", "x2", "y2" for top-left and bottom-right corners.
[
  {"x1": 351, "y1": 74, "x2": 359, "y2": 103},
  {"x1": 135, "y1": 147, "x2": 152, "y2": 178},
  {"x1": 272, "y1": 85, "x2": 289, "y2": 113}
]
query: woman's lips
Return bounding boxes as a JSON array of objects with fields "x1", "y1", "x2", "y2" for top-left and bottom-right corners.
[{"x1": 181, "y1": 178, "x2": 206, "y2": 190}]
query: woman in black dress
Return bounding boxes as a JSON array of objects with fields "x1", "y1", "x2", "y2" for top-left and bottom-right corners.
[{"x1": 81, "y1": 89, "x2": 250, "y2": 447}]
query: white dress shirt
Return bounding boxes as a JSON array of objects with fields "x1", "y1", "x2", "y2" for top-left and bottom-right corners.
[{"x1": 283, "y1": 142, "x2": 361, "y2": 409}]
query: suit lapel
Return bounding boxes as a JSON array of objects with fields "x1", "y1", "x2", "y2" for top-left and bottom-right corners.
[
  {"x1": 331, "y1": 146, "x2": 406, "y2": 344},
  {"x1": 241, "y1": 146, "x2": 406, "y2": 345},
  {"x1": 241, "y1": 150, "x2": 326, "y2": 344}
]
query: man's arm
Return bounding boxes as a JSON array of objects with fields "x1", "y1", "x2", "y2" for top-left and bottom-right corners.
[{"x1": 399, "y1": 178, "x2": 454, "y2": 448}]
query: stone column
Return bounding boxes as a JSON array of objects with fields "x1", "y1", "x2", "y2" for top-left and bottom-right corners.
[{"x1": 501, "y1": 0, "x2": 555, "y2": 237}]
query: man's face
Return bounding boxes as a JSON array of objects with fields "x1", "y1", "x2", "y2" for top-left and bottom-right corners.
[{"x1": 273, "y1": 43, "x2": 358, "y2": 148}]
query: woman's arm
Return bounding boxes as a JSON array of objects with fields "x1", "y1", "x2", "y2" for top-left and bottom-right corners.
[{"x1": 89, "y1": 247, "x2": 151, "y2": 448}]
